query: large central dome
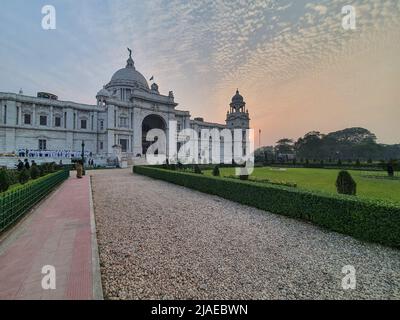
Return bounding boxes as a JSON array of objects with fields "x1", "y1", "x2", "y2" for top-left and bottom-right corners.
[
  {"x1": 106, "y1": 53, "x2": 149, "y2": 92},
  {"x1": 110, "y1": 67, "x2": 149, "y2": 90}
]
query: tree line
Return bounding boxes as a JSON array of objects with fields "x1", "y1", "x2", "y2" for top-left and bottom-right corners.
[{"x1": 256, "y1": 127, "x2": 400, "y2": 164}]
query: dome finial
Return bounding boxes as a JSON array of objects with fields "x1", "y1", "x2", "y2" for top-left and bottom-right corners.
[{"x1": 126, "y1": 48, "x2": 135, "y2": 69}]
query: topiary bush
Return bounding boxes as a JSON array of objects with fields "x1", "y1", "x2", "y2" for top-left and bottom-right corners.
[
  {"x1": 0, "y1": 169, "x2": 11, "y2": 193},
  {"x1": 336, "y1": 170, "x2": 356, "y2": 196},
  {"x1": 387, "y1": 163, "x2": 394, "y2": 177},
  {"x1": 30, "y1": 165, "x2": 41, "y2": 180},
  {"x1": 212, "y1": 165, "x2": 220, "y2": 177},
  {"x1": 18, "y1": 168, "x2": 30, "y2": 185},
  {"x1": 193, "y1": 164, "x2": 202, "y2": 174}
]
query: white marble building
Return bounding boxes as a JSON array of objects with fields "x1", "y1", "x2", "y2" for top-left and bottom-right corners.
[{"x1": 0, "y1": 50, "x2": 250, "y2": 166}]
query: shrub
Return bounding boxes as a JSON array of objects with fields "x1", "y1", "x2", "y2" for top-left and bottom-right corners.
[
  {"x1": 193, "y1": 164, "x2": 202, "y2": 174},
  {"x1": 356, "y1": 159, "x2": 361, "y2": 166},
  {"x1": 30, "y1": 165, "x2": 41, "y2": 180},
  {"x1": 133, "y1": 166, "x2": 400, "y2": 247},
  {"x1": 336, "y1": 171, "x2": 356, "y2": 196},
  {"x1": 5, "y1": 170, "x2": 18, "y2": 185},
  {"x1": 387, "y1": 163, "x2": 394, "y2": 177},
  {"x1": 212, "y1": 165, "x2": 220, "y2": 177},
  {"x1": 0, "y1": 169, "x2": 11, "y2": 192},
  {"x1": 337, "y1": 159, "x2": 342, "y2": 166},
  {"x1": 40, "y1": 162, "x2": 56, "y2": 175},
  {"x1": 239, "y1": 175, "x2": 249, "y2": 180},
  {"x1": 18, "y1": 168, "x2": 30, "y2": 184}
]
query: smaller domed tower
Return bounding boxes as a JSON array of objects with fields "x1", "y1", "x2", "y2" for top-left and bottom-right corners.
[
  {"x1": 226, "y1": 89, "x2": 250, "y2": 129},
  {"x1": 96, "y1": 86, "x2": 110, "y2": 107}
]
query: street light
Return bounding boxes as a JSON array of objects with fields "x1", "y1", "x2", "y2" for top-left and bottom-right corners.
[{"x1": 81, "y1": 140, "x2": 86, "y2": 176}]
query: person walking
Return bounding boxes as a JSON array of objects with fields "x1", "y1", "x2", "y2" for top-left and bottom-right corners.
[{"x1": 76, "y1": 160, "x2": 83, "y2": 179}]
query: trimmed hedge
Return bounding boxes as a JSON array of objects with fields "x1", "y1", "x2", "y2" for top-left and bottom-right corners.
[{"x1": 133, "y1": 166, "x2": 400, "y2": 248}]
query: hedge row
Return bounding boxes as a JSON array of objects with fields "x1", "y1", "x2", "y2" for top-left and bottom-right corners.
[{"x1": 133, "y1": 166, "x2": 400, "y2": 248}]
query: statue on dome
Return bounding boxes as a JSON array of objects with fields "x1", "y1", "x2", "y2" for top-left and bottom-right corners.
[{"x1": 127, "y1": 47, "x2": 132, "y2": 58}]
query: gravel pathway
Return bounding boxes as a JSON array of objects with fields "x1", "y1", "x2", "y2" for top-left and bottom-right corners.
[{"x1": 91, "y1": 169, "x2": 400, "y2": 300}]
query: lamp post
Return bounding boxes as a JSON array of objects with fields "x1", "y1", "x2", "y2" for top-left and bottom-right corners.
[{"x1": 81, "y1": 140, "x2": 86, "y2": 176}]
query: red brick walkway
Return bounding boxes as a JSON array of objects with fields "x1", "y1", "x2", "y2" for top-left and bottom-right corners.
[{"x1": 0, "y1": 175, "x2": 102, "y2": 300}]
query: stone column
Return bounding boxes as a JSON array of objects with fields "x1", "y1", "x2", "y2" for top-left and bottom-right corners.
[
  {"x1": 50, "y1": 106, "x2": 54, "y2": 127},
  {"x1": 32, "y1": 104, "x2": 36, "y2": 127},
  {"x1": 132, "y1": 108, "x2": 142, "y2": 156}
]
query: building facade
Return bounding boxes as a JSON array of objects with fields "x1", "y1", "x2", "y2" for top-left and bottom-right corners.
[{"x1": 0, "y1": 51, "x2": 250, "y2": 166}]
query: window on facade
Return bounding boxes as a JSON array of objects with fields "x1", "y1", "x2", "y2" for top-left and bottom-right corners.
[
  {"x1": 40, "y1": 115, "x2": 47, "y2": 126},
  {"x1": 177, "y1": 123, "x2": 181, "y2": 131},
  {"x1": 91, "y1": 115, "x2": 94, "y2": 130},
  {"x1": 73, "y1": 113, "x2": 76, "y2": 129},
  {"x1": 119, "y1": 117, "x2": 128, "y2": 128},
  {"x1": 81, "y1": 119, "x2": 87, "y2": 129},
  {"x1": 16, "y1": 107, "x2": 19, "y2": 125},
  {"x1": 120, "y1": 139, "x2": 128, "y2": 152},
  {"x1": 55, "y1": 117, "x2": 61, "y2": 127},
  {"x1": 100, "y1": 120, "x2": 104, "y2": 130},
  {"x1": 24, "y1": 114, "x2": 31, "y2": 125},
  {"x1": 99, "y1": 141, "x2": 104, "y2": 150},
  {"x1": 39, "y1": 139, "x2": 47, "y2": 151}
]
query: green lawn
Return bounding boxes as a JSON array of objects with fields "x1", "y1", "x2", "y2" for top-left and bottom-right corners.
[{"x1": 205, "y1": 167, "x2": 400, "y2": 204}]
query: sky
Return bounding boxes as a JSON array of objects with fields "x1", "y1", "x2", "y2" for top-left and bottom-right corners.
[{"x1": 0, "y1": 0, "x2": 399, "y2": 146}]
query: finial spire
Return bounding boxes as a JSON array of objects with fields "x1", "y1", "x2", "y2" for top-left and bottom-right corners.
[{"x1": 126, "y1": 48, "x2": 135, "y2": 69}]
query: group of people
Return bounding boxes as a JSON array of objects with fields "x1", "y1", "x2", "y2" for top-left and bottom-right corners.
[
  {"x1": 16, "y1": 159, "x2": 37, "y2": 171},
  {"x1": 17, "y1": 149, "x2": 92, "y2": 159},
  {"x1": 87, "y1": 158, "x2": 95, "y2": 167}
]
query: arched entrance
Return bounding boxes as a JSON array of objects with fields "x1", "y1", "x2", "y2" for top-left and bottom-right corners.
[{"x1": 141, "y1": 114, "x2": 167, "y2": 154}]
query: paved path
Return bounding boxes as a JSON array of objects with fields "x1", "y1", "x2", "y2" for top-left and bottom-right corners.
[
  {"x1": 0, "y1": 174, "x2": 102, "y2": 300},
  {"x1": 92, "y1": 169, "x2": 400, "y2": 300}
]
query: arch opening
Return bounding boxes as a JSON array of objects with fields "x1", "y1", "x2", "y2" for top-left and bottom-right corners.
[{"x1": 141, "y1": 114, "x2": 166, "y2": 155}]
